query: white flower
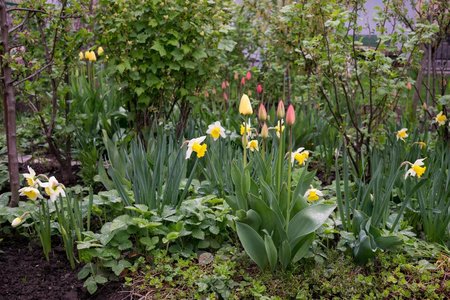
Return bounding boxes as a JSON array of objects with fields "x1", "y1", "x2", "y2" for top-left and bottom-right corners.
[
  {"x1": 269, "y1": 119, "x2": 285, "y2": 138},
  {"x1": 290, "y1": 147, "x2": 309, "y2": 166},
  {"x1": 246, "y1": 140, "x2": 259, "y2": 152},
  {"x1": 404, "y1": 158, "x2": 426, "y2": 179},
  {"x1": 206, "y1": 121, "x2": 226, "y2": 141},
  {"x1": 11, "y1": 217, "x2": 23, "y2": 228},
  {"x1": 39, "y1": 176, "x2": 66, "y2": 202},
  {"x1": 185, "y1": 136, "x2": 207, "y2": 159},
  {"x1": 18, "y1": 186, "x2": 43, "y2": 200},
  {"x1": 304, "y1": 187, "x2": 323, "y2": 201},
  {"x1": 396, "y1": 128, "x2": 408, "y2": 141},
  {"x1": 436, "y1": 111, "x2": 447, "y2": 126},
  {"x1": 23, "y1": 166, "x2": 37, "y2": 187}
]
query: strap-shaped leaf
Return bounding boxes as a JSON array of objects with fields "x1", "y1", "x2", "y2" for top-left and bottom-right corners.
[
  {"x1": 288, "y1": 203, "x2": 336, "y2": 242},
  {"x1": 264, "y1": 234, "x2": 278, "y2": 272},
  {"x1": 236, "y1": 222, "x2": 267, "y2": 270}
]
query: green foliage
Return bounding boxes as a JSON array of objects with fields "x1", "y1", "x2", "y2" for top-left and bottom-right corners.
[{"x1": 96, "y1": 0, "x2": 235, "y2": 124}]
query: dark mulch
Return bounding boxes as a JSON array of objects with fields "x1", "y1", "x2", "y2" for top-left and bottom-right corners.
[{"x1": 0, "y1": 235, "x2": 128, "y2": 300}]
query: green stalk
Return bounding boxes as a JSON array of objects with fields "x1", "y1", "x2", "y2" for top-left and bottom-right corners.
[
  {"x1": 286, "y1": 125, "x2": 293, "y2": 230},
  {"x1": 276, "y1": 119, "x2": 284, "y2": 196},
  {"x1": 262, "y1": 138, "x2": 266, "y2": 160},
  {"x1": 243, "y1": 118, "x2": 247, "y2": 168}
]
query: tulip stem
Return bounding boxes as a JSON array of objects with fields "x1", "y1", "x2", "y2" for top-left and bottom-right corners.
[
  {"x1": 243, "y1": 118, "x2": 247, "y2": 168},
  {"x1": 276, "y1": 119, "x2": 283, "y2": 196},
  {"x1": 286, "y1": 125, "x2": 293, "y2": 229}
]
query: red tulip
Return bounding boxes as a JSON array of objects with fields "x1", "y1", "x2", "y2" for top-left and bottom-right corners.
[
  {"x1": 257, "y1": 84, "x2": 262, "y2": 94},
  {"x1": 241, "y1": 77, "x2": 245, "y2": 85},
  {"x1": 246, "y1": 71, "x2": 251, "y2": 81}
]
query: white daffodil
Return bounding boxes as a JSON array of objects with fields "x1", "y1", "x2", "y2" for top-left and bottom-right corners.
[
  {"x1": 185, "y1": 136, "x2": 207, "y2": 159},
  {"x1": 269, "y1": 119, "x2": 285, "y2": 138},
  {"x1": 396, "y1": 128, "x2": 408, "y2": 141},
  {"x1": 11, "y1": 217, "x2": 23, "y2": 228},
  {"x1": 206, "y1": 121, "x2": 226, "y2": 141},
  {"x1": 290, "y1": 147, "x2": 309, "y2": 166},
  {"x1": 304, "y1": 187, "x2": 323, "y2": 201},
  {"x1": 18, "y1": 186, "x2": 43, "y2": 200},
  {"x1": 404, "y1": 158, "x2": 426, "y2": 179},
  {"x1": 240, "y1": 120, "x2": 254, "y2": 136},
  {"x1": 23, "y1": 166, "x2": 37, "y2": 187},
  {"x1": 436, "y1": 111, "x2": 447, "y2": 126},
  {"x1": 39, "y1": 176, "x2": 66, "y2": 202},
  {"x1": 246, "y1": 140, "x2": 259, "y2": 152}
]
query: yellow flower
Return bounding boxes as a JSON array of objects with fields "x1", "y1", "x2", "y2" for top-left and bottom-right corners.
[
  {"x1": 78, "y1": 52, "x2": 84, "y2": 60},
  {"x1": 87, "y1": 51, "x2": 97, "y2": 62},
  {"x1": 291, "y1": 147, "x2": 310, "y2": 166},
  {"x1": 18, "y1": 186, "x2": 43, "y2": 200},
  {"x1": 239, "y1": 94, "x2": 253, "y2": 115},
  {"x1": 98, "y1": 46, "x2": 104, "y2": 56},
  {"x1": 23, "y1": 166, "x2": 37, "y2": 187},
  {"x1": 413, "y1": 142, "x2": 426, "y2": 149},
  {"x1": 436, "y1": 111, "x2": 447, "y2": 126},
  {"x1": 185, "y1": 136, "x2": 207, "y2": 159},
  {"x1": 269, "y1": 120, "x2": 285, "y2": 138},
  {"x1": 247, "y1": 140, "x2": 259, "y2": 152},
  {"x1": 404, "y1": 158, "x2": 426, "y2": 179},
  {"x1": 84, "y1": 50, "x2": 89, "y2": 59},
  {"x1": 206, "y1": 121, "x2": 226, "y2": 141},
  {"x1": 240, "y1": 120, "x2": 253, "y2": 136},
  {"x1": 304, "y1": 187, "x2": 323, "y2": 201},
  {"x1": 396, "y1": 128, "x2": 408, "y2": 141},
  {"x1": 39, "y1": 176, "x2": 66, "y2": 202}
]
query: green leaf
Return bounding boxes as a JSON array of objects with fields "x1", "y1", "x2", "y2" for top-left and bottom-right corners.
[
  {"x1": 192, "y1": 48, "x2": 207, "y2": 60},
  {"x1": 287, "y1": 204, "x2": 336, "y2": 243},
  {"x1": 218, "y1": 39, "x2": 237, "y2": 51},
  {"x1": 279, "y1": 240, "x2": 291, "y2": 270},
  {"x1": 192, "y1": 228, "x2": 205, "y2": 240},
  {"x1": 151, "y1": 41, "x2": 166, "y2": 56},
  {"x1": 94, "y1": 275, "x2": 108, "y2": 284},
  {"x1": 236, "y1": 222, "x2": 267, "y2": 270},
  {"x1": 291, "y1": 233, "x2": 314, "y2": 263},
  {"x1": 264, "y1": 234, "x2": 278, "y2": 272}
]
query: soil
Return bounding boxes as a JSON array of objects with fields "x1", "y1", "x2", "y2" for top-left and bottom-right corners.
[{"x1": 0, "y1": 235, "x2": 128, "y2": 300}]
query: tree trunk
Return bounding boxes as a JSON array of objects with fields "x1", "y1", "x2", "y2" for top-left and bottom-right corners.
[{"x1": 0, "y1": 0, "x2": 20, "y2": 207}]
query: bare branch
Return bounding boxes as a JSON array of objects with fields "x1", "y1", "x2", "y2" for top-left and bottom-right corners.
[
  {"x1": 13, "y1": 62, "x2": 53, "y2": 87},
  {"x1": 7, "y1": 8, "x2": 46, "y2": 14},
  {"x1": 8, "y1": 12, "x2": 29, "y2": 34}
]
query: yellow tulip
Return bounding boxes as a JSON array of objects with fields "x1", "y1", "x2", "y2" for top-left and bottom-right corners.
[{"x1": 239, "y1": 94, "x2": 253, "y2": 115}]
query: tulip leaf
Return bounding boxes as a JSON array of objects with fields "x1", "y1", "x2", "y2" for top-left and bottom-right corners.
[
  {"x1": 264, "y1": 234, "x2": 278, "y2": 272},
  {"x1": 236, "y1": 222, "x2": 267, "y2": 270},
  {"x1": 279, "y1": 240, "x2": 291, "y2": 270},
  {"x1": 287, "y1": 203, "x2": 336, "y2": 242}
]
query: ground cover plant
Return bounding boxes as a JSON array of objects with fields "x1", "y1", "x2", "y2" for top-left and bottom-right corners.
[{"x1": 1, "y1": 0, "x2": 449, "y2": 299}]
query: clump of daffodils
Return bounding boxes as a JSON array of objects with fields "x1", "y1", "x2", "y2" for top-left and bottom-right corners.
[
  {"x1": 402, "y1": 158, "x2": 426, "y2": 179},
  {"x1": 18, "y1": 166, "x2": 66, "y2": 203}
]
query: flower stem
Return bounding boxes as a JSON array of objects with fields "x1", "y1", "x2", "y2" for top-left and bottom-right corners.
[
  {"x1": 243, "y1": 118, "x2": 247, "y2": 168},
  {"x1": 286, "y1": 125, "x2": 293, "y2": 230},
  {"x1": 276, "y1": 119, "x2": 283, "y2": 196}
]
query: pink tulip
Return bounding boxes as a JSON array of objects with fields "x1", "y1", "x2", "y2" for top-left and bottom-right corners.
[
  {"x1": 286, "y1": 104, "x2": 295, "y2": 125},
  {"x1": 257, "y1": 84, "x2": 262, "y2": 94},
  {"x1": 241, "y1": 77, "x2": 245, "y2": 85},
  {"x1": 246, "y1": 71, "x2": 251, "y2": 81}
]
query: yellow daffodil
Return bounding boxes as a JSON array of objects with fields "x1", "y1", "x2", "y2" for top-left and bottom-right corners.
[
  {"x1": 23, "y1": 166, "x2": 37, "y2": 187},
  {"x1": 247, "y1": 140, "x2": 259, "y2": 152},
  {"x1": 291, "y1": 147, "x2": 309, "y2": 166},
  {"x1": 403, "y1": 158, "x2": 426, "y2": 179},
  {"x1": 185, "y1": 136, "x2": 207, "y2": 159},
  {"x1": 436, "y1": 111, "x2": 447, "y2": 126},
  {"x1": 304, "y1": 187, "x2": 323, "y2": 201},
  {"x1": 206, "y1": 121, "x2": 226, "y2": 141},
  {"x1": 269, "y1": 120, "x2": 285, "y2": 138},
  {"x1": 239, "y1": 94, "x2": 253, "y2": 115},
  {"x1": 78, "y1": 52, "x2": 84, "y2": 60},
  {"x1": 413, "y1": 142, "x2": 426, "y2": 149},
  {"x1": 396, "y1": 128, "x2": 408, "y2": 141},
  {"x1": 98, "y1": 46, "x2": 104, "y2": 55},
  {"x1": 39, "y1": 176, "x2": 66, "y2": 202},
  {"x1": 18, "y1": 186, "x2": 43, "y2": 200},
  {"x1": 240, "y1": 120, "x2": 253, "y2": 136}
]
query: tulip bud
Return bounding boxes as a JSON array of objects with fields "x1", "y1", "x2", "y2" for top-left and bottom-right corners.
[
  {"x1": 212, "y1": 88, "x2": 216, "y2": 95},
  {"x1": 84, "y1": 50, "x2": 89, "y2": 59},
  {"x1": 226, "y1": 81, "x2": 230, "y2": 87},
  {"x1": 258, "y1": 103, "x2": 267, "y2": 121},
  {"x1": 241, "y1": 77, "x2": 245, "y2": 85},
  {"x1": 11, "y1": 217, "x2": 22, "y2": 228},
  {"x1": 98, "y1": 46, "x2": 104, "y2": 55},
  {"x1": 223, "y1": 93, "x2": 228, "y2": 100},
  {"x1": 79, "y1": 52, "x2": 84, "y2": 60},
  {"x1": 286, "y1": 104, "x2": 295, "y2": 125},
  {"x1": 239, "y1": 94, "x2": 253, "y2": 115},
  {"x1": 407, "y1": 82, "x2": 412, "y2": 90},
  {"x1": 246, "y1": 71, "x2": 251, "y2": 81},
  {"x1": 423, "y1": 102, "x2": 427, "y2": 110},
  {"x1": 234, "y1": 72, "x2": 239, "y2": 80},
  {"x1": 257, "y1": 84, "x2": 262, "y2": 94},
  {"x1": 221, "y1": 81, "x2": 226, "y2": 90},
  {"x1": 260, "y1": 123, "x2": 269, "y2": 138},
  {"x1": 205, "y1": 91, "x2": 209, "y2": 98},
  {"x1": 277, "y1": 101, "x2": 285, "y2": 118}
]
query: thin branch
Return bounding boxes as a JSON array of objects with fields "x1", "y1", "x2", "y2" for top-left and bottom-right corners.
[
  {"x1": 13, "y1": 62, "x2": 53, "y2": 86},
  {"x1": 8, "y1": 12, "x2": 29, "y2": 34},
  {"x1": 7, "y1": 8, "x2": 46, "y2": 13}
]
